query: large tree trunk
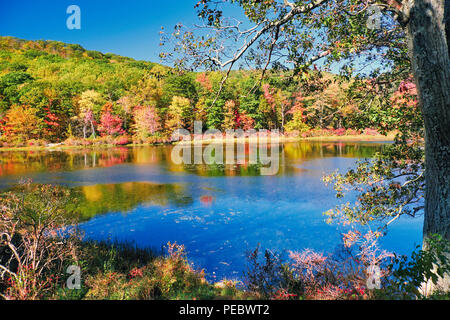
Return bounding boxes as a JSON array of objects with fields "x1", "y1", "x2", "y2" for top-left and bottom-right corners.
[
  {"x1": 408, "y1": 0, "x2": 450, "y2": 241},
  {"x1": 407, "y1": 0, "x2": 450, "y2": 294}
]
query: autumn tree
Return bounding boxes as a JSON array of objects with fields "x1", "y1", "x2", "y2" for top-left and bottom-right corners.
[
  {"x1": 166, "y1": 96, "x2": 193, "y2": 133},
  {"x1": 97, "y1": 103, "x2": 125, "y2": 137},
  {"x1": 132, "y1": 105, "x2": 161, "y2": 139},
  {"x1": 285, "y1": 91, "x2": 310, "y2": 134},
  {"x1": 223, "y1": 100, "x2": 238, "y2": 130},
  {"x1": 237, "y1": 110, "x2": 255, "y2": 131},
  {"x1": 1, "y1": 105, "x2": 42, "y2": 143},
  {"x1": 77, "y1": 90, "x2": 104, "y2": 138},
  {"x1": 195, "y1": 73, "x2": 213, "y2": 93}
]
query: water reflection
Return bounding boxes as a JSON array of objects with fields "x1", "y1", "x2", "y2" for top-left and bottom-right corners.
[
  {"x1": 0, "y1": 142, "x2": 386, "y2": 179},
  {"x1": 0, "y1": 141, "x2": 421, "y2": 280},
  {"x1": 68, "y1": 182, "x2": 193, "y2": 221}
]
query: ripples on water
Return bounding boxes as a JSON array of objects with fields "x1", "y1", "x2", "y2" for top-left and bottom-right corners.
[{"x1": 0, "y1": 142, "x2": 423, "y2": 280}]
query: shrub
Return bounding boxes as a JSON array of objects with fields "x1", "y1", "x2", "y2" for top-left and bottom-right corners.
[
  {"x1": 0, "y1": 181, "x2": 81, "y2": 300},
  {"x1": 345, "y1": 128, "x2": 360, "y2": 135},
  {"x1": 242, "y1": 230, "x2": 398, "y2": 300},
  {"x1": 243, "y1": 246, "x2": 294, "y2": 299},
  {"x1": 382, "y1": 235, "x2": 450, "y2": 299},
  {"x1": 97, "y1": 109, "x2": 125, "y2": 137},
  {"x1": 112, "y1": 135, "x2": 131, "y2": 146},
  {"x1": 333, "y1": 128, "x2": 346, "y2": 136}
]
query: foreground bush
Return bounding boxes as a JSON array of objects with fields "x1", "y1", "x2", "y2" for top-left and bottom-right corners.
[
  {"x1": 0, "y1": 181, "x2": 80, "y2": 299},
  {"x1": 243, "y1": 234, "x2": 449, "y2": 300},
  {"x1": 74, "y1": 242, "x2": 246, "y2": 300}
]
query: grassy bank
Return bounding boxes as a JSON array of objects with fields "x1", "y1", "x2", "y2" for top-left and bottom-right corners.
[{"x1": 52, "y1": 240, "x2": 249, "y2": 301}]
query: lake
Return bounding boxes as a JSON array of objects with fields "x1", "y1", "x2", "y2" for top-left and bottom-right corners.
[{"x1": 0, "y1": 141, "x2": 423, "y2": 280}]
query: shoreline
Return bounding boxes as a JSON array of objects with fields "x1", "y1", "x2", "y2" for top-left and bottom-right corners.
[
  {"x1": 0, "y1": 134, "x2": 396, "y2": 152},
  {"x1": 176, "y1": 134, "x2": 395, "y2": 145}
]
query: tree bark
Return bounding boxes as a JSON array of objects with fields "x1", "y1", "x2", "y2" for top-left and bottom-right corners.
[
  {"x1": 407, "y1": 0, "x2": 450, "y2": 294},
  {"x1": 407, "y1": 0, "x2": 450, "y2": 243}
]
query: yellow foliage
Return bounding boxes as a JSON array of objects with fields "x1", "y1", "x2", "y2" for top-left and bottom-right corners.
[
  {"x1": 3, "y1": 105, "x2": 43, "y2": 142},
  {"x1": 166, "y1": 96, "x2": 192, "y2": 132}
]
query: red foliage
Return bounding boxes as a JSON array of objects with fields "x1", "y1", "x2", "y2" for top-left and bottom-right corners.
[
  {"x1": 262, "y1": 84, "x2": 275, "y2": 110},
  {"x1": 133, "y1": 105, "x2": 161, "y2": 136},
  {"x1": 43, "y1": 106, "x2": 60, "y2": 128},
  {"x1": 200, "y1": 195, "x2": 214, "y2": 206},
  {"x1": 97, "y1": 104, "x2": 125, "y2": 137},
  {"x1": 129, "y1": 267, "x2": 144, "y2": 279},
  {"x1": 236, "y1": 110, "x2": 255, "y2": 130},
  {"x1": 288, "y1": 91, "x2": 306, "y2": 117},
  {"x1": 272, "y1": 289, "x2": 298, "y2": 300},
  {"x1": 363, "y1": 128, "x2": 379, "y2": 136},
  {"x1": 196, "y1": 73, "x2": 213, "y2": 92}
]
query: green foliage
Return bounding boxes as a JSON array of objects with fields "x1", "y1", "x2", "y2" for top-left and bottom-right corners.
[
  {"x1": 0, "y1": 71, "x2": 33, "y2": 86},
  {"x1": 162, "y1": 72, "x2": 198, "y2": 105},
  {"x1": 244, "y1": 245, "x2": 295, "y2": 299},
  {"x1": 383, "y1": 235, "x2": 450, "y2": 299}
]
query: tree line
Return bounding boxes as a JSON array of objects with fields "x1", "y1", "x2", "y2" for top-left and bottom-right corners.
[{"x1": 0, "y1": 36, "x2": 394, "y2": 147}]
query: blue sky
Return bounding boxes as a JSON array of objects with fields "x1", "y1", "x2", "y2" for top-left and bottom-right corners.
[
  {"x1": 0, "y1": 0, "x2": 234, "y2": 62},
  {"x1": 0, "y1": 1, "x2": 381, "y2": 74}
]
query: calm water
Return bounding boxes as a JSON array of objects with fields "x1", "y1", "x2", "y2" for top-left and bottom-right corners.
[{"x1": 0, "y1": 142, "x2": 423, "y2": 280}]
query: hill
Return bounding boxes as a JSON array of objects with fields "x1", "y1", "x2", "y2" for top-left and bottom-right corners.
[{"x1": 0, "y1": 36, "x2": 379, "y2": 147}]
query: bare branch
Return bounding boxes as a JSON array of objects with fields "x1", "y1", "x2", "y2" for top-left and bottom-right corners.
[{"x1": 215, "y1": 0, "x2": 329, "y2": 69}]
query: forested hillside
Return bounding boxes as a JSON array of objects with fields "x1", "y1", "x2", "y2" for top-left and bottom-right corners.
[{"x1": 0, "y1": 36, "x2": 388, "y2": 147}]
